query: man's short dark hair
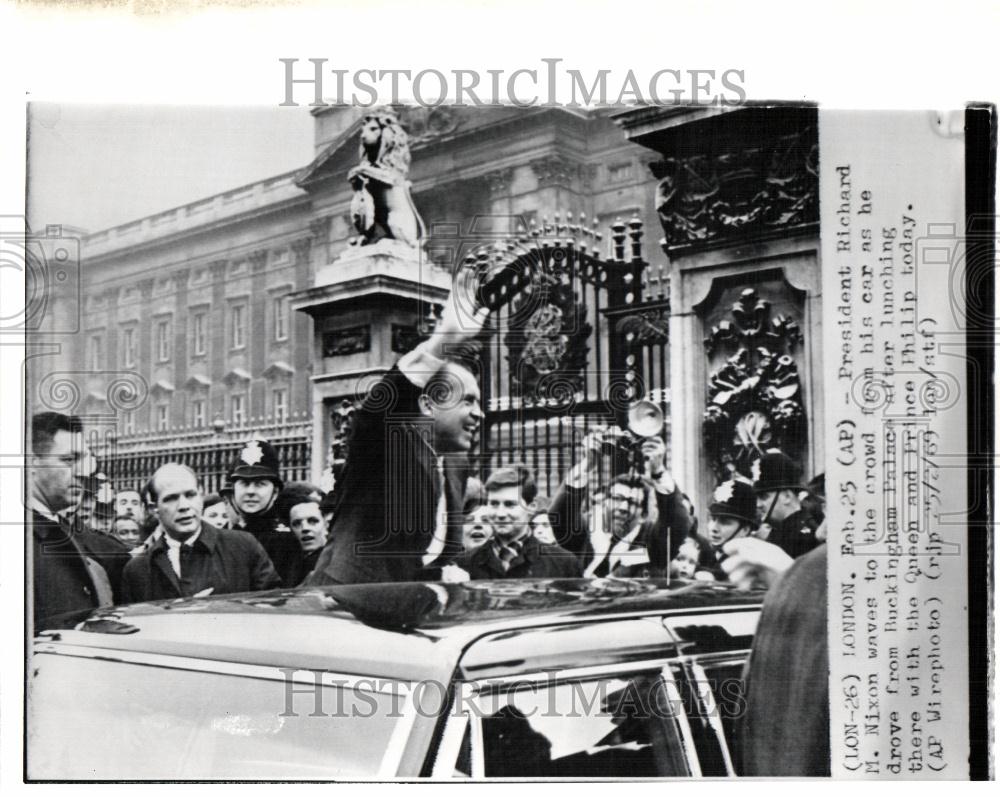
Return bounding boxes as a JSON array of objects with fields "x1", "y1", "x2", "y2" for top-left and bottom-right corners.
[
  {"x1": 600, "y1": 475, "x2": 647, "y2": 515},
  {"x1": 31, "y1": 412, "x2": 82, "y2": 455},
  {"x1": 275, "y1": 483, "x2": 324, "y2": 525},
  {"x1": 484, "y1": 464, "x2": 538, "y2": 505},
  {"x1": 145, "y1": 463, "x2": 199, "y2": 504},
  {"x1": 610, "y1": 473, "x2": 645, "y2": 491},
  {"x1": 443, "y1": 342, "x2": 481, "y2": 379}
]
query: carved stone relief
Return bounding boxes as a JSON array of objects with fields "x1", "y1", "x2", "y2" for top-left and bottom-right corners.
[
  {"x1": 702, "y1": 287, "x2": 806, "y2": 480},
  {"x1": 652, "y1": 127, "x2": 818, "y2": 251}
]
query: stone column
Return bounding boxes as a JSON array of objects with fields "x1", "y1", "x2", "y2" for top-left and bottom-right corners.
[
  {"x1": 290, "y1": 240, "x2": 451, "y2": 482},
  {"x1": 483, "y1": 167, "x2": 515, "y2": 217},
  {"x1": 615, "y1": 105, "x2": 822, "y2": 517},
  {"x1": 529, "y1": 154, "x2": 583, "y2": 220}
]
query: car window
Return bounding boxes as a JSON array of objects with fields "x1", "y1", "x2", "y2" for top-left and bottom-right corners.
[
  {"x1": 663, "y1": 611, "x2": 758, "y2": 655},
  {"x1": 29, "y1": 654, "x2": 404, "y2": 779},
  {"x1": 467, "y1": 668, "x2": 692, "y2": 778},
  {"x1": 687, "y1": 658, "x2": 748, "y2": 774}
]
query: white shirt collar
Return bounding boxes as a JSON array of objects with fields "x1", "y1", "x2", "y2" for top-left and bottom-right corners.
[
  {"x1": 30, "y1": 498, "x2": 60, "y2": 523},
  {"x1": 163, "y1": 528, "x2": 201, "y2": 549},
  {"x1": 163, "y1": 527, "x2": 201, "y2": 578}
]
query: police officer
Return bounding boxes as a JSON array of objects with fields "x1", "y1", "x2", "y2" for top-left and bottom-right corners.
[
  {"x1": 752, "y1": 450, "x2": 822, "y2": 560},
  {"x1": 226, "y1": 438, "x2": 303, "y2": 586},
  {"x1": 90, "y1": 474, "x2": 117, "y2": 536},
  {"x1": 696, "y1": 479, "x2": 757, "y2": 581}
]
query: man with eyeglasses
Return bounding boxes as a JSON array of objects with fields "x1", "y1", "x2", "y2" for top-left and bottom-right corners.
[{"x1": 550, "y1": 429, "x2": 693, "y2": 577}]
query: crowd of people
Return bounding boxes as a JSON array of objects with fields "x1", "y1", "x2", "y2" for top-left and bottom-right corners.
[{"x1": 28, "y1": 297, "x2": 824, "y2": 632}]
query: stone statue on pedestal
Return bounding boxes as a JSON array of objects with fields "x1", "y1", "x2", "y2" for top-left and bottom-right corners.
[{"x1": 348, "y1": 107, "x2": 426, "y2": 248}]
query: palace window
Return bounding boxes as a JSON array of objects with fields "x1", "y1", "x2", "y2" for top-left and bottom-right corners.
[
  {"x1": 231, "y1": 394, "x2": 246, "y2": 425},
  {"x1": 156, "y1": 319, "x2": 171, "y2": 362},
  {"x1": 192, "y1": 399, "x2": 206, "y2": 428},
  {"x1": 122, "y1": 411, "x2": 135, "y2": 436},
  {"x1": 273, "y1": 296, "x2": 289, "y2": 342},
  {"x1": 88, "y1": 334, "x2": 103, "y2": 370},
  {"x1": 156, "y1": 404, "x2": 169, "y2": 432},
  {"x1": 121, "y1": 326, "x2": 137, "y2": 368},
  {"x1": 231, "y1": 304, "x2": 246, "y2": 350},
  {"x1": 273, "y1": 388, "x2": 288, "y2": 423},
  {"x1": 192, "y1": 312, "x2": 207, "y2": 356}
]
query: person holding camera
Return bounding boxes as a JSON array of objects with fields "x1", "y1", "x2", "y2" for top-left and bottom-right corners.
[{"x1": 549, "y1": 428, "x2": 693, "y2": 577}]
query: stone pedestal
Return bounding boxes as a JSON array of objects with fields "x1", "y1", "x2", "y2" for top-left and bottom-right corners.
[
  {"x1": 290, "y1": 239, "x2": 451, "y2": 482},
  {"x1": 615, "y1": 105, "x2": 822, "y2": 518}
]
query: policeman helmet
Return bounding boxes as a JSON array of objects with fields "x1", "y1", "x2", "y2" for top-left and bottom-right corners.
[{"x1": 228, "y1": 438, "x2": 284, "y2": 490}]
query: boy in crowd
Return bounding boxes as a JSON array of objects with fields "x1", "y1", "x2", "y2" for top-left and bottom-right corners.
[
  {"x1": 276, "y1": 483, "x2": 330, "y2": 584},
  {"x1": 110, "y1": 515, "x2": 143, "y2": 549},
  {"x1": 201, "y1": 494, "x2": 229, "y2": 529},
  {"x1": 462, "y1": 503, "x2": 494, "y2": 551},
  {"x1": 454, "y1": 468, "x2": 580, "y2": 580}
]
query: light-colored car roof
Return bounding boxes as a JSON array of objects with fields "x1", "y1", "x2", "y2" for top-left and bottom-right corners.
[{"x1": 35, "y1": 578, "x2": 764, "y2": 682}]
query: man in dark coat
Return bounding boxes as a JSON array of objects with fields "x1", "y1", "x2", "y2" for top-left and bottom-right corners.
[
  {"x1": 30, "y1": 412, "x2": 128, "y2": 630},
  {"x1": 738, "y1": 543, "x2": 829, "y2": 775},
  {"x1": 121, "y1": 463, "x2": 280, "y2": 602},
  {"x1": 305, "y1": 297, "x2": 488, "y2": 585},
  {"x1": 752, "y1": 450, "x2": 822, "y2": 560},
  {"x1": 226, "y1": 439, "x2": 304, "y2": 587},
  {"x1": 454, "y1": 468, "x2": 581, "y2": 580},
  {"x1": 549, "y1": 432, "x2": 692, "y2": 578}
]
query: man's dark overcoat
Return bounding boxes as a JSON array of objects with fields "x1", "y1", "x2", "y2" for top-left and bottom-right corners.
[{"x1": 306, "y1": 365, "x2": 469, "y2": 585}]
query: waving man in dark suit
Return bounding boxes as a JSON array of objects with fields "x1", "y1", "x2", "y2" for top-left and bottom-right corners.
[{"x1": 305, "y1": 293, "x2": 488, "y2": 585}]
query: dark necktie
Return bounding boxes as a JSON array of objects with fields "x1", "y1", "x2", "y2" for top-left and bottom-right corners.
[{"x1": 493, "y1": 537, "x2": 526, "y2": 573}]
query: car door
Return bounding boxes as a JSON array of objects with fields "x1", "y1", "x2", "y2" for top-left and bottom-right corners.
[
  {"x1": 427, "y1": 615, "x2": 705, "y2": 778},
  {"x1": 662, "y1": 608, "x2": 760, "y2": 776}
]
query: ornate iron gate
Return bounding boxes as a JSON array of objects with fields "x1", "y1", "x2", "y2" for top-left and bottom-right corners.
[{"x1": 468, "y1": 215, "x2": 671, "y2": 496}]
